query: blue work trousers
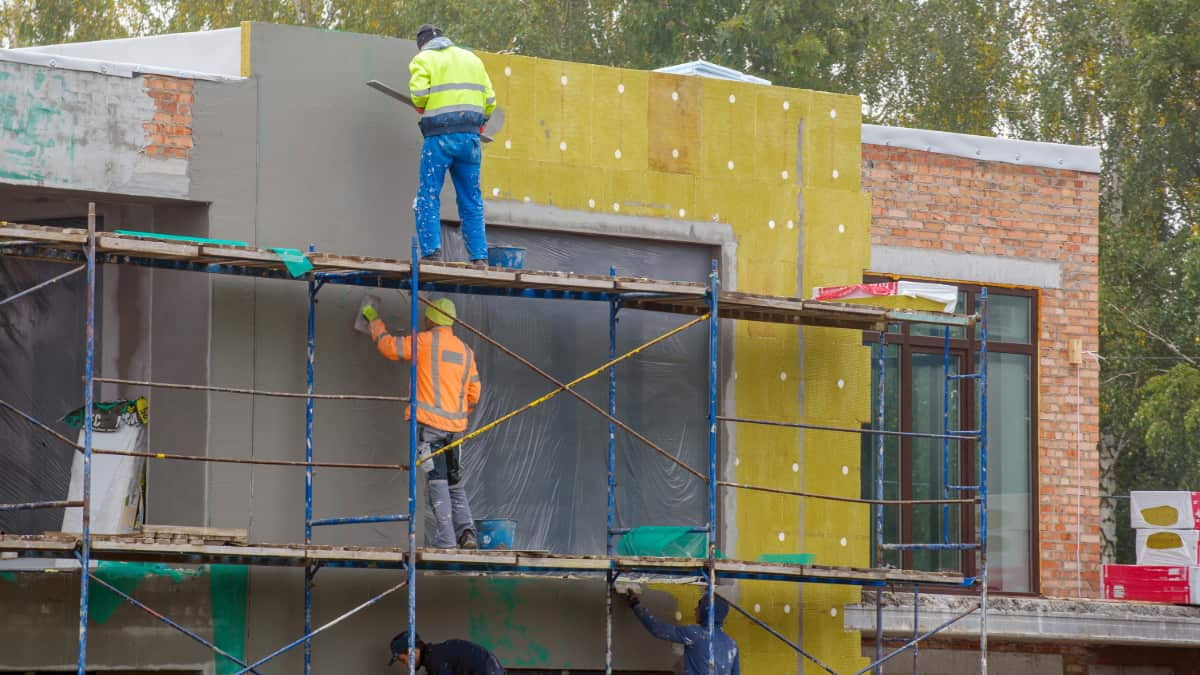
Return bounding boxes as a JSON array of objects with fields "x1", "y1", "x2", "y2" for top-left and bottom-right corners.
[{"x1": 415, "y1": 132, "x2": 488, "y2": 261}]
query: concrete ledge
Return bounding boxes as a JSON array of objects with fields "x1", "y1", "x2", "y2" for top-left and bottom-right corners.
[
  {"x1": 870, "y1": 245, "x2": 1062, "y2": 289},
  {"x1": 846, "y1": 592, "x2": 1200, "y2": 647},
  {"x1": 484, "y1": 200, "x2": 736, "y2": 247},
  {"x1": 16, "y1": 27, "x2": 244, "y2": 78},
  {"x1": 863, "y1": 124, "x2": 1101, "y2": 173}
]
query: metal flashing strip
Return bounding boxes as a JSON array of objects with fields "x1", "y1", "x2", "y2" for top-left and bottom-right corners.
[
  {"x1": 863, "y1": 123, "x2": 1101, "y2": 173},
  {"x1": 654, "y1": 59, "x2": 772, "y2": 86},
  {"x1": 0, "y1": 47, "x2": 243, "y2": 82}
]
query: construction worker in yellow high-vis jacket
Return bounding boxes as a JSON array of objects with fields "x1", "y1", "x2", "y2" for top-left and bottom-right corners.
[
  {"x1": 362, "y1": 296, "x2": 481, "y2": 549},
  {"x1": 410, "y1": 24, "x2": 496, "y2": 265}
]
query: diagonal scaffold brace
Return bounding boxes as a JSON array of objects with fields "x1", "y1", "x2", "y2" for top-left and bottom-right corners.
[
  {"x1": 72, "y1": 551, "x2": 264, "y2": 675},
  {"x1": 230, "y1": 577, "x2": 411, "y2": 675},
  {"x1": 415, "y1": 297, "x2": 708, "y2": 480}
]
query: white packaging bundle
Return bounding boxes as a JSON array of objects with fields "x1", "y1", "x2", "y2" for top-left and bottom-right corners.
[
  {"x1": 1130, "y1": 491, "x2": 1200, "y2": 529},
  {"x1": 62, "y1": 414, "x2": 147, "y2": 535},
  {"x1": 1136, "y1": 528, "x2": 1200, "y2": 566}
]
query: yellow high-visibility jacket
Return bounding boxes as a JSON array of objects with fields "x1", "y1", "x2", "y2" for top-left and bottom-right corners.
[{"x1": 409, "y1": 38, "x2": 496, "y2": 138}]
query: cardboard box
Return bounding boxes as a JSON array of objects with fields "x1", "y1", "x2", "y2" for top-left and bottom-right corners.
[
  {"x1": 1130, "y1": 491, "x2": 1200, "y2": 529},
  {"x1": 1136, "y1": 529, "x2": 1200, "y2": 566},
  {"x1": 1103, "y1": 564, "x2": 1200, "y2": 604}
]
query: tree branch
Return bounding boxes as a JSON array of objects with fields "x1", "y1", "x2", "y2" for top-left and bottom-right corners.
[{"x1": 1106, "y1": 301, "x2": 1199, "y2": 368}]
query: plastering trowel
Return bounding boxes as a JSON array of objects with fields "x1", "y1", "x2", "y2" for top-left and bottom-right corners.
[
  {"x1": 612, "y1": 580, "x2": 643, "y2": 597},
  {"x1": 354, "y1": 293, "x2": 383, "y2": 334},
  {"x1": 366, "y1": 80, "x2": 505, "y2": 143}
]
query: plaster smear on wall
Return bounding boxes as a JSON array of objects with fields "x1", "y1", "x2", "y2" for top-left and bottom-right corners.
[{"x1": 0, "y1": 61, "x2": 188, "y2": 197}]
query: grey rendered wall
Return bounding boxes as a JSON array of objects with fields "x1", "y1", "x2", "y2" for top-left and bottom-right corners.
[{"x1": 0, "y1": 569, "x2": 213, "y2": 672}]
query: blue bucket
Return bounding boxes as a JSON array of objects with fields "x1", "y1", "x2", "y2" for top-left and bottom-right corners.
[
  {"x1": 487, "y1": 246, "x2": 525, "y2": 270},
  {"x1": 475, "y1": 518, "x2": 517, "y2": 550}
]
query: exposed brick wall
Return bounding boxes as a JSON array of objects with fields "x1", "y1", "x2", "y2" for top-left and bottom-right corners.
[
  {"x1": 141, "y1": 75, "x2": 194, "y2": 159},
  {"x1": 861, "y1": 145, "x2": 1101, "y2": 598}
]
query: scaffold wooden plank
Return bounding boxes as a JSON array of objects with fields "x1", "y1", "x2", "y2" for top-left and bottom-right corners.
[{"x1": 0, "y1": 535, "x2": 966, "y2": 587}]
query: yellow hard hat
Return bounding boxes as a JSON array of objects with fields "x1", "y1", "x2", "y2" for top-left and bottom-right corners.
[{"x1": 426, "y1": 297, "x2": 456, "y2": 326}]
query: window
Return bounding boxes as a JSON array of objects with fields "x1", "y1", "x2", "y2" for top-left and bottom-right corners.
[{"x1": 862, "y1": 283, "x2": 1036, "y2": 593}]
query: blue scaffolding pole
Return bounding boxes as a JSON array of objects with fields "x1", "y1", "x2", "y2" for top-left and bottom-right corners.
[
  {"x1": 979, "y1": 288, "x2": 990, "y2": 674},
  {"x1": 873, "y1": 329, "x2": 887, "y2": 675},
  {"x1": 303, "y1": 272, "x2": 317, "y2": 675},
  {"x1": 605, "y1": 266, "x2": 618, "y2": 675},
  {"x1": 407, "y1": 237, "x2": 420, "y2": 675},
  {"x1": 705, "y1": 260, "x2": 720, "y2": 675},
  {"x1": 77, "y1": 203, "x2": 96, "y2": 675},
  {"x1": 860, "y1": 293, "x2": 990, "y2": 675}
]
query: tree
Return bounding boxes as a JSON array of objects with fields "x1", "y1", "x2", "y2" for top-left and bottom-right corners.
[
  {"x1": 1, "y1": 0, "x2": 139, "y2": 47},
  {"x1": 1096, "y1": 0, "x2": 1200, "y2": 561}
]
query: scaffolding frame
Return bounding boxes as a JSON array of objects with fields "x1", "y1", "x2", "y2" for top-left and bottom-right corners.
[{"x1": 0, "y1": 209, "x2": 990, "y2": 674}]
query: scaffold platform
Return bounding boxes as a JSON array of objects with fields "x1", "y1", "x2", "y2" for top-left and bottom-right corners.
[
  {"x1": 0, "y1": 534, "x2": 967, "y2": 586},
  {"x1": 0, "y1": 221, "x2": 972, "y2": 330}
]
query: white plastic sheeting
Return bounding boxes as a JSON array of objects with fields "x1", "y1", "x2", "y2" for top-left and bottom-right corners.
[{"x1": 437, "y1": 226, "x2": 714, "y2": 553}]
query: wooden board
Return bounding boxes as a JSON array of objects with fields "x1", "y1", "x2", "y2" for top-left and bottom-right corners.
[
  {"x1": 140, "y1": 524, "x2": 248, "y2": 543},
  {"x1": 0, "y1": 222, "x2": 88, "y2": 243}
]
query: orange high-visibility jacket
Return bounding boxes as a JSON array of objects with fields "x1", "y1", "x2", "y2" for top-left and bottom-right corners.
[{"x1": 370, "y1": 321, "x2": 481, "y2": 432}]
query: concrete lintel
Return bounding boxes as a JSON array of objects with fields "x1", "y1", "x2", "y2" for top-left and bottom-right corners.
[
  {"x1": 0, "y1": 47, "x2": 241, "y2": 82},
  {"x1": 845, "y1": 596, "x2": 1200, "y2": 648},
  {"x1": 870, "y1": 245, "x2": 1062, "y2": 289},
  {"x1": 484, "y1": 200, "x2": 735, "y2": 248},
  {"x1": 863, "y1": 124, "x2": 1101, "y2": 174}
]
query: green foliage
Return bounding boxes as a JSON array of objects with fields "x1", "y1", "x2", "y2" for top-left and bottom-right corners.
[
  {"x1": 1, "y1": 0, "x2": 136, "y2": 46},
  {"x1": 162, "y1": 0, "x2": 302, "y2": 33},
  {"x1": 1134, "y1": 364, "x2": 1200, "y2": 482}
]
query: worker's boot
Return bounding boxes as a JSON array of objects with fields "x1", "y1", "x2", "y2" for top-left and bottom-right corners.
[
  {"x1": 458, "y1": 529, "x2": 478, "y2": 550},
  {"x1": 421, "y1": 250, "x2": 443, "y2": 262},
  {"x1": 469, "y1": 258, "x2": 488, "y2": 268}
]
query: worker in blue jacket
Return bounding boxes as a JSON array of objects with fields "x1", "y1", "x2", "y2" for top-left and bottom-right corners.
[
  {"x1": 621, "y1": 590, "x2": 741, "y2": 675},
  {"x1": 388, "y1": 630, "x2": 505, "y2": 674}
]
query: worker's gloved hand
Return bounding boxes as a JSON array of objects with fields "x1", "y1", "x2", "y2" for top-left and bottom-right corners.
[
  {"x1": 362, "y1": 304, "x2": 379, "y2": 322},
  {"x1": 623, "y1": 590, "x2": 640, "y2": 608},
  {"x1": 479, "y1": 124, "x2": 487, "y2": 134}
]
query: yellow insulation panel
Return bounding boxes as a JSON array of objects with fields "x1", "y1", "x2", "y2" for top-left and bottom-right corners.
[
  {"x1": 473, "y1": 50, "x2": 870, "y2": 674},
  {"x1": 648, "y1": 72, "x2": 700, "y2": 175},
  {"x1": 590, "y1": 66, "x2": 650, "y2": 172}
]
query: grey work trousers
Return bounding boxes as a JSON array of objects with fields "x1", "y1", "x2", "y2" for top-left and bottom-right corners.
[{"x1": 419, "y1": 424, "x2": 475, "y2": 548}]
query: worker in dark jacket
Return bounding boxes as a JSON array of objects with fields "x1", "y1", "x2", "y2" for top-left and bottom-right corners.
[
  {"x1": 409, "y1": 23, "x2": 496, "y2": 264},
  {"x1": 622, "y1": 590, "x2": 741, "y2": 675},
  {"x1": 388, "y1": 630, "x2": 505, "y2": 674}
]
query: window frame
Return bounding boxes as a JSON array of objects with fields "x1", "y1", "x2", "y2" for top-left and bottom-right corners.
[{"x1": 864, "y1": 276, "x2": 1040, "y2": 593}]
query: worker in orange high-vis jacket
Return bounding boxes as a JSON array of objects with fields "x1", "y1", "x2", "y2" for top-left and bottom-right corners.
[{"x1": 361, "y1": 296, "x2": 480, "y2": 549}]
